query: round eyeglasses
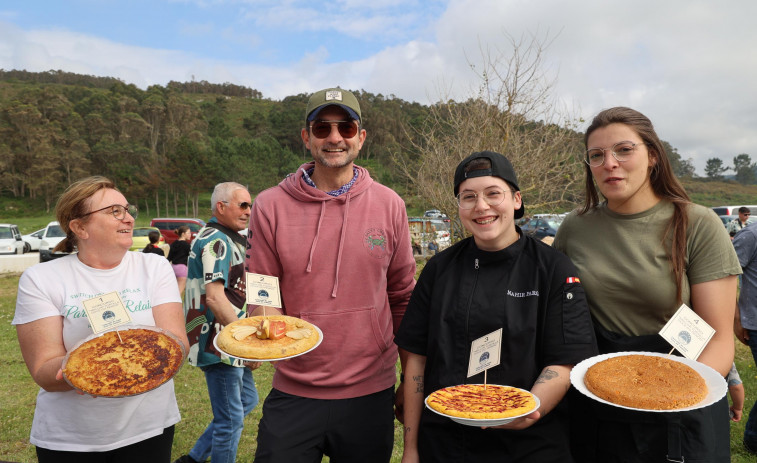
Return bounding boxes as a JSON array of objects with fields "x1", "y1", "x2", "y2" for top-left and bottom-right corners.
[
  {"x1": 79, "y1": 204, "x2": 138, "y2": 221},
  {"x1": 456, "y1": 188, "x2": 513, "y2": 209},
  {"x1": 585, "y1": 141, "x2": 647, "y2": 167}
]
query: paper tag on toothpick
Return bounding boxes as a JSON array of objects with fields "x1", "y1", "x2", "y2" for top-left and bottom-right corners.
[
  {"x1": 467, "y1": 328, "x2": 503, "y2": 378},
  {"x1": 658, "y1": 304, "x2": 715, "y2": 361},
  {"x1": 245, "y1": 273, "x2": 282, "y2": 308},
  {"x1": 82, "y1": 291, "x2": 132, "y2": 334}
]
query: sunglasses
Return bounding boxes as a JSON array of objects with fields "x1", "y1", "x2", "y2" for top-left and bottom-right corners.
[
  {"x1": 222, "y1": 200, "x2": 252, "y2": 210},
  {"x1": 309, "y1": 120, "x2": 359, "y2": 139}
]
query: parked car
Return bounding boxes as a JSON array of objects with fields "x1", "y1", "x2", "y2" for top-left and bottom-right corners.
[
  {"x1": 22, "y1": 228, "x2": 46, "y2": 252},
  {"x1": 409, "y1": 217, "x2": 452, "y2": 255},
  {"x1": 150, "y1": 218, "x2": 206, "y2": 244},
  {"x1": 712, "y1": 205, "x2": 757, "y2": 216},
  {"x1": 520, "y1": 215, "x2": 563, "y2": 240},
  {"x1": 424, "y1": 209, "x2": 447, "y2": 218},
  {"x1": 130, "y1": 226, "x2": 166, "y2": 253},
  {"x1": 0, "y1": 224, "x2": 25, "y2": 255},
  {"x1": 39, "y1": 221, "x2": 69, "y2": 262}
]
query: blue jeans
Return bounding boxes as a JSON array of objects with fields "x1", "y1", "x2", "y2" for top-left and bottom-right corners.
[
  {"x1": 189, "y1": 363, "x2": 258, "y2": 463},
  {"x1": 745, "y1": 329, "x2": 757, "y2": 448}
]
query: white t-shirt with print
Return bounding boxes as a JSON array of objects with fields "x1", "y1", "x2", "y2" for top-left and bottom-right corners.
[{"x1": 13, "y1": 251, "x2": 182, "y2": 452}]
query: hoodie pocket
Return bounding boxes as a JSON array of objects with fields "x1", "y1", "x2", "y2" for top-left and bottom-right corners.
[{"x1": 297, "y1": 306, "x2": 394, "y2": 386}]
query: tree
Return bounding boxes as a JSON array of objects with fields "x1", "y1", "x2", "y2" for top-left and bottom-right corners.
[
  {"x1": 734, "y1": 153, "x2": 756, "y2": 185},
  {"x1": 704, "y1": 158, "x2": 728, "y2": 181},
  {"x1": 394, "y1": 32, "x2": 585, "y2": 237},
  {"x1": 663, "y1": 140, "x2": 695, "y2": 178}
]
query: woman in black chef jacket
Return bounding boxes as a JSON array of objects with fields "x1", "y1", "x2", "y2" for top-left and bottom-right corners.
[{"x1": 395, "y1": 151, "x2": 597, "y2": 463}]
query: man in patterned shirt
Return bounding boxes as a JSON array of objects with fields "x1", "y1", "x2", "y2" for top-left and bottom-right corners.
[{"x1": 174, "y1": 182, "x2": 259, "y2": 463}]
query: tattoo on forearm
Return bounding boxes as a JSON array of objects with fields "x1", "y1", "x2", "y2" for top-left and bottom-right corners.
[
  {"x1": 413, "y1": 374, "x2": 424, "y2": 393},
  {"x1": 404, "y1": 426, "x2": 411, "y2": 436},
  {"x1": 535, "y1": 367, "x2": 558, "y2": 384}
]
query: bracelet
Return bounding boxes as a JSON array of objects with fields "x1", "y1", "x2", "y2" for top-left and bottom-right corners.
[{"x1": 399, "y1": 372, "x2": 405, "y2": 382}]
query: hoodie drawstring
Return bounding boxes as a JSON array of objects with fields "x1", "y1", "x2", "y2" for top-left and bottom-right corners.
[
  {"x1": 331, "y1": 193, "x2": 351, "y2": 297},
  {"x1": 306, "y1": 201, "x2": 326, "y2": 273},
  {"x1": 304, "y1": 194, "x2": 351, "y2": 298}
]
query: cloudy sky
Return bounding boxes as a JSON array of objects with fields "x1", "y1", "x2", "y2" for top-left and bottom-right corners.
[{"x1": 1, "y1": 0, "x2": 755, "y2": 176}]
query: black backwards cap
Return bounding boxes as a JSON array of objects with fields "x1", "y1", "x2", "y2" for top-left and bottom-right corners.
[{"x1": 453, "y1": 150, "x2": 525, "y2": 219}]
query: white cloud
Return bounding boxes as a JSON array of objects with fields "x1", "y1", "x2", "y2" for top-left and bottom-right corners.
[{"x1": 1, "y1": 0, "x2": 756, "y2": 175}]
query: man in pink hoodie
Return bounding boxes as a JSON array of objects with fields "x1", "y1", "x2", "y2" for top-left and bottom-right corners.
[{"x1": 245, "y1": 88, "x2": 417, "y2": 463}]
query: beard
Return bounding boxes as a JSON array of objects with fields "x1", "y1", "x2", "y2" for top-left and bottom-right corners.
[{"x1": 312, "y1": 145, "x2": 359, "y2": 169}]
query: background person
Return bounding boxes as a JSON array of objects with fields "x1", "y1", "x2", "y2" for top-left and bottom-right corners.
[
  {"x1": 395, "y1": 151, "x2": 597, "y2": 462},
  {"x1": 731, "y1": 220, "x2": 757, "y2": 451},
  {"x1": 726, "y1": 363, "x2": 744, "y2": 423},
  {"x1": 554, "y1": 107, "x2": 740, "y2": 462},
  {"x1": 13, "y1": 176, "x2": 188, "y2": 463},
  {"x1": 175, "y1": 182, "x2": 259, "y2": 463},
  {"x1": 728, "y1": 206, "x2": 751, "y2": 238},
  {"x1": 167, "y1": 225, "x2": 191, "y2": 295},
  {"x1": 426, "y1": 240, "x2": 438, "y2": 255},
  {"x1": 143, "y1": 230, "x2": 166, "y2": 255},
  {"x1": 245, "y1": 87, "x2": 417, "y2": 463}
]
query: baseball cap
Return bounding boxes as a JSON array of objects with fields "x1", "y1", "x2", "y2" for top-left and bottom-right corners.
[
  {"x1": 306, "y1": 88, "x2": 361, "y2": 122},
  {"x1": 453, "y1": 150, "x2": 525, "y2": 219}
]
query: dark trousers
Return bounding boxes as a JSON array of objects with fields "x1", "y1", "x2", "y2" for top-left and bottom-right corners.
[
  {"x1": 744, "y1": 329, "x2": 757, "y2": 448},
  {"x1": 36, "y1": 425, "x2": 174, "y2": 463},
  {"x1": 254, "y1": 387, "x2": 395, "y2": 463}
]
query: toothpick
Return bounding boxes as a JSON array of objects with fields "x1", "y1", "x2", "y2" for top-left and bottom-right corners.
[
  {"x1": 667, "y1": 347, "x2": 675, "y2": 356},
  {"x1": 484, "y1": 369, "x2": 488, "y2": 391},
  {"x1": 117, "y1": 330, "x2": 123, "y2": 342}
]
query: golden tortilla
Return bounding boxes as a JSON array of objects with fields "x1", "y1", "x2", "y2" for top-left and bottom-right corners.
[
  {"x1": 63, "y1": 328, "x2": 184, "y2": 397},
  {"x1": 584, "y1": 354, "x2": 707, "y2": 410},
  {"x1": 216, "y1": 315, "x2": 320, "y2": 360},
  {"x1": 427, "y1": 384, "x2": 537, "y2": 419}
]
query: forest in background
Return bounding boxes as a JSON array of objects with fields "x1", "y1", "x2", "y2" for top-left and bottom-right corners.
[{"x1": 0, "y1": 68, "x2": 742, "y2": 222}]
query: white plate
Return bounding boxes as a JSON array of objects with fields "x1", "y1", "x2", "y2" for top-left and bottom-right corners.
[
  {"x1": 213, "y1": 325, "x2": 323, "y2": 362},
  {"x1": 425, "y1": 384, "x2": 541, "y2": 427},
  {"x1": 570, "y1": 351, "x2": 727, "y2": 412}
]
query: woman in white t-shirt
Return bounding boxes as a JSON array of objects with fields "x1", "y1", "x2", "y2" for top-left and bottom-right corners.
[{"x1": 13, "y1": 176, "x2": 189, "y2": 463}]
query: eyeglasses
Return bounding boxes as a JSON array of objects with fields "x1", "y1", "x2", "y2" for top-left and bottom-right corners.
[
  {"x1": 456, "y1": 188, "x2": 513, "y2": 209},
  {"x1": 79, "y1": 204, "x2": 138, "y2": 221},
  {"x1": 309, "y1": 120, "x2": 359, "y2": 139},
  {"x1": 221, "y1": 201, "x2": 252, "y2": 210},
  {"x1": 585, "y1": 141, "x2": 647, "y2": 167}
]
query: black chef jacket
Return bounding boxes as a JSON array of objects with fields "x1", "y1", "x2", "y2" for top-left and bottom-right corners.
[{"x1": 395, "y1": 231, "x2": 597, "y2": 462}]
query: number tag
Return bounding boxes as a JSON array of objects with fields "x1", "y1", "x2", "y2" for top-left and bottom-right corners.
[
  {"x1": 82, "y1": 291, "x2": 132, "y2": 334},
  {"x1": 467, "y1": 328, "x2": 503, "y2": 378}
]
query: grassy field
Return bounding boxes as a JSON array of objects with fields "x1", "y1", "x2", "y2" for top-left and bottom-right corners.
[{"x1": 1, "y1": 267, "x2": 756, "y2": 462}]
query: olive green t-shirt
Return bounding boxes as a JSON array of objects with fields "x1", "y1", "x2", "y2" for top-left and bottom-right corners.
[{"x1": 554, "y1": 201, "x2": 740, "y2": 336}]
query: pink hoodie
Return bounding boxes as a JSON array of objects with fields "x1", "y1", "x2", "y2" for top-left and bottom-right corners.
[{"x1": 245, "y1": 162, "x2": 416, "y2": 399}]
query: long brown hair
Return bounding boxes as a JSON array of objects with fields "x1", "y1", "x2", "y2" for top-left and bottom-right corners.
[
  {"x1": 580, "y1": 107, "x2": 691, "y2": 303},
  {"x1": 54, "y1": 176, "x2": 117, "y2": 253}
]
